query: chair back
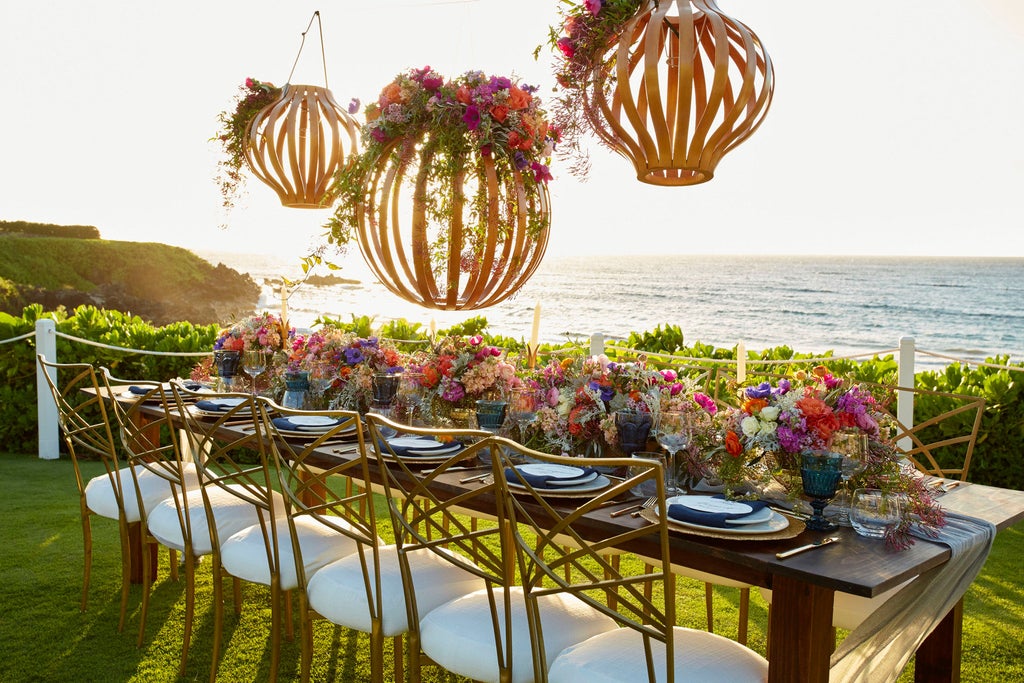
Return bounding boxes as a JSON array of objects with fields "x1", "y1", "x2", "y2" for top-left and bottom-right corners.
[
  {"x1": 258, "y1": 401, "x2": 378, "y2": 595},
  {"x1": 168, "y1": 383, "x2": 281, "y2": 561},
  {"x1": 362, "y1": 415, "x2": 515, "y2": 665},
  {"x1": 488, "y1": 437, "x2": 675, "y2": 681},
  {"x1": 37, "y1": 356, "x2": 125, "y2": 501}
]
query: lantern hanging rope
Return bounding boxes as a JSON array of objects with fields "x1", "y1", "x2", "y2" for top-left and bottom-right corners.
[
  {"x1": 550, "y1": 0, "x2": 773, "y2": 186},
  {"x1": 242, "y1": 11, "x2": 360, "y2": 208}
]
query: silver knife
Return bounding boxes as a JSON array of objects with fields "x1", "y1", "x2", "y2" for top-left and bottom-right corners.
[{"x1": 776, "y1": 536, "x2": 840, "y2": 559}]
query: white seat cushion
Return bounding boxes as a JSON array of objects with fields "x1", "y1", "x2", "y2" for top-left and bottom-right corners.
[
  {"x1": 307, "y1": 545, "x2": 484, "y2": 637},
  {"x1": 85, "y1": 464, "x2": 200, "y2": 523},
  {"x1": 420, "y1": 586, "x2": 618, "y2": 683},
  {"x1": 548, "y1": 625, "x2": 769, "y2": 683},
  {"x1": 672, "y1": 565, "x2": 751, "y2": 589},
  {"x1": 758, "y1": 580, "x2": 913, "y2": 632},
  {"x1": 221, "y1": 515, "x2": 361, "y2": 590},
  {"x1": 147, "y1": 484, "x2": 284, "y2": 556}
]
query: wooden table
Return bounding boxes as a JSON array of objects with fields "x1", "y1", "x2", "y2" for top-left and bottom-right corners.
[{"x1": 125, "y1": 400, "x2": 1024, "y2": 682}]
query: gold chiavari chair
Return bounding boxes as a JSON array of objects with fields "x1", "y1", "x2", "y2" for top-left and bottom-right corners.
[{"x1": 490, "y1": 436, "x2": 769, "y2": 682}]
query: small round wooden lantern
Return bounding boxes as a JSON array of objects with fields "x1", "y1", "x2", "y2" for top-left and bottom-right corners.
[
  {"x1": 355, "y1": 135, "x2": 551, "y2": 311},
  {"x1": 243, "y1": 84, "x2": 359, "y2": 208},
  {"x1": 586, "y1": 0, "x2": 773, "y2": 185}
]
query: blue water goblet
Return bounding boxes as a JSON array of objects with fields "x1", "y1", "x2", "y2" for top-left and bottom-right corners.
[{"x1": 800, "y1": 451, "x2": 844, "y2": 531}]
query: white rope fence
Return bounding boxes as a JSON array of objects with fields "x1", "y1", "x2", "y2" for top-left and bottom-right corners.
[{"x1": 5, "y1": 318, "x2": 1021, "y2": 460}]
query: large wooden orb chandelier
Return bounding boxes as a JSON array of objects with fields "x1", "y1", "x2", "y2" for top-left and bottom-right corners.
[
  {"x1": 356, "y1": 136, "x2": 551, "y2": 310},
  {"x1": 242, "y1": 12, "x2": 359, "y2": 208},
  {"x1": 586, "y1": 0, "x2": 773, "y2": 185}
]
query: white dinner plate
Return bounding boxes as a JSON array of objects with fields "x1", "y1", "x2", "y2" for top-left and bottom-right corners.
[
  {"x1": 287, "y1": 415, "x2": 339, "y2": 428},
  {"x1": 516, "y1": 463, "x2": 587, "y2": 482},
  {"x1": 666, "y1": 495, "x2": 773, "y2": 525},
  {"x1": 506, "y1": 474, "x2": 612, "y2": 497},
  {"x1": 660, "y1": 505, "x2": 789, "y2": 535},
  {"x1": 387, "y1": 436, "x2": 455, "y2": 452}
]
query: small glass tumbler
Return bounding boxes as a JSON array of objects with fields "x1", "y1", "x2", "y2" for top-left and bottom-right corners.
[
  {"x1": 474, "y1": 400, "x2": 508, "y2": 432},
  {"x1": 629, "y1": 452, "x2": 668, "y2": 498},
  {"x1": 850, "y1": 488, "x2": 902, "y2": 539}
]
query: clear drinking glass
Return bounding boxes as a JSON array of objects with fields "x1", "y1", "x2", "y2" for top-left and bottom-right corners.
[
  {"x1": 831, "y1": 429, "x2": 868, "y2": 526},
  {"x1": 508, "y1": 387, "x2": 538, "y2": 444},
  {"x1": 655, "y1": 410, "x2": 691, "y2": 495},
  {"x1": 850, "y1": 488, "x2": 902, "y2": 538},
  {"x1": 241, "y1": 349, "x2": 267, "y2": 398},
  {"x1": 398, "y1": 371, "x2": 426, "y2": 424}
]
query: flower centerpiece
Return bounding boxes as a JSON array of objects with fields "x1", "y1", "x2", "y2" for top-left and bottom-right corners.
[
  {"x1": 408, "y1": 335, "x2": 516, "y2": 420},
  {"x1": 213, "y1": 78, "x2": 283, "y2": 215},
  {"x1": 326, "y1": 66, "x2": 560, "y2": 310},
  {"x1": 711, "y1": 366, "x2": 946, "y2": 548},
  {"x1": 286, "y1": 327, "x2": 404, "y2": 411}
]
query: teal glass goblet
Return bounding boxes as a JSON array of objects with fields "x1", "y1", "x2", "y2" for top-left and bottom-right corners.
[{"x1": 800, "y1": 451, "x2": 844, "y2": 531}]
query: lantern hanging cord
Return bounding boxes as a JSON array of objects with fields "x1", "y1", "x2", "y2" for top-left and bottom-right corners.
[{"x1": 286, "y1": 10, "x2": 329, "y2": 88}]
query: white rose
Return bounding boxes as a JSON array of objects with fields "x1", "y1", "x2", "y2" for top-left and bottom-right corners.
[
  {"x1": 741, "y1": 416, "x2": 760, "y2": 437},
  {"x1": 760, "y1": 406, "x2": 780, "y2": 421},
  {"x1": 758, "y1": 420, "x2": 777, "y2": 437}
]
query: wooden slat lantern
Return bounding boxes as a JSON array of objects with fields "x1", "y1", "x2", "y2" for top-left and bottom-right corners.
[
  {"x1": 355, "y1": 134, "x2": 551, "y2": 310},
  {"x1": 330, "y1": 68, "x2": 556, "y2": 311},
  {"x1": 243, "y1": 84, "x2": 359, "y2": 208},
  {"x1": 586, "y1": 0, "x2": 773, "y2": 186}
]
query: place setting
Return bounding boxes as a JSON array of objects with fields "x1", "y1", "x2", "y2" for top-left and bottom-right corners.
[
  {"x1": 638, "y1": 494, "x2": 805, "y2": 540},
  {"x1": 190, "y1": 396, "x2": 253, "y2": 418},
  {"x1": 501, "y1": 462, "x2": 613, "y2": 498},
  {"x1": 379, "y1": 434, "x2": 465, "y2": 463},
  {"x1": 269, "y1": 414, "x2": 357, "y2": 440},
  {"x1": 120, "y1": 381, "x2": 206, "y2": 403}
]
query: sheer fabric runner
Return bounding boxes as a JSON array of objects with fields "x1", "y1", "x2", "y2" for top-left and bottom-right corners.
[{"x1": 828, "y1": 513, "x2": 996, "y2": 682}]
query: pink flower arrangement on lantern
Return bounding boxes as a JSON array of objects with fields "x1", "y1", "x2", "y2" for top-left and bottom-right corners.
[{"x1": 213, "y1": 312, "x2": 290, "y2": 353}]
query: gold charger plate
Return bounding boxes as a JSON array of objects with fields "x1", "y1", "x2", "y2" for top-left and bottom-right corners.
[{"x1": 639, "y1": 507, "x2": 806, "y2": 541}]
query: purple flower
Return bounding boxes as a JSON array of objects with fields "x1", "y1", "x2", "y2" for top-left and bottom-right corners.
[
  {"x1": 462, "y1": 105, "x2": 480, "y2": 131},
  {"x1": 441, "y1": 381, "x2": 466, "y2": 403},
  {"x1": 344, "y1": 347, "x2": 365, "y2": 365},
  {"x1": 777, "y1": 379, "x2": 791, "y2": 394},
  {"x1": 693, "y1": 392, "x2": 717, "y2": 415},
  {"x1": 589, "y1": 381, "x2": 614, "y2": 403},
  {"x1": 489, "y1": 76, "x2": 512, "y2": 90},
  {"x1": 745, "y1": 382, "x2": 772, "y2": 399},
  {"x1": 347, "y1": 98, "x2": 360, "y2": 114},
  {"x1": 777, "y1": 425, "x2": 803, "y2": 453},
  {"x1": 513, "y1": 151, "x2": 529, "y2": 170},
  {"x1": 584, "y1": 0, "x2": 603, "y2": 16},
  {"x1": 531, "y1": 162, "x2": 553, "y2": 183},
  {"x1": 370, "y1": 127, "x2": 388, "y2": 143}
]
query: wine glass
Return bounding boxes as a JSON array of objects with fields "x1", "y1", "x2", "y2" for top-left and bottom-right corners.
[
  {"x1": 831, "y1": 429, "x2": 868, "y2": 526},
  {"x1": 800, "y1": 451, "x2": 844, "y2": 531},
  {"x1": 398, "y1": 371, "x2": 426, "y2": 424},
  {"x1": 241, "y1": 349, "x2": 267, "y2": 398},
  {"x1": 655, "y1": 410, "x2": 692, "y2": 495},
  {"x1": 508, "y1": 387, "x2": 539, "y2": 444},
  {"x1": 371, "y1": 372, "x2": 402, "y2": 418}
]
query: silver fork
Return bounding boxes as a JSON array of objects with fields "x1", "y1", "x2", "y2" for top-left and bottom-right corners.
[
  {"x1": 629, "y1": 496, "x2": 658, "y2": 518},
  {"x1": 610, "y1": 496, "x2": 655, "y2": 518}
]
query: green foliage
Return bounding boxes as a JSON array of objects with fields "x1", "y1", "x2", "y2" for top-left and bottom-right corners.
[
  {"x1": 0, "y1": 219, "x2": 100, "y2": 239},
  {"x1": 0, "y1": 305, "x2": 217, "y2": 453},
  {"x1": 440, "y1": 315, "x2": 490, "y2": 337},
  {"x1": 624, "y1": 323, "x2": 685, "y2": 354}
]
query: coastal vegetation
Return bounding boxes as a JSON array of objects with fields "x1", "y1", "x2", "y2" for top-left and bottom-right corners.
[{"x1": 0, "y1": 225, "x2": 259, "y2": 326}]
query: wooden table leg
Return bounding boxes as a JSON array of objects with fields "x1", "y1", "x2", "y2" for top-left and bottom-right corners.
[
  {"x1": 914, "y1": 598, "x2": 963, "y2": 682},
  {"x1": 127, "y1": 521, "x2": 158, "y2": 584},
  {"x1": 768, "y1": 576, "x2": 835, "y2": 683}
]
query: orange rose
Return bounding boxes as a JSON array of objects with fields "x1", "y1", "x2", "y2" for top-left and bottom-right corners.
[
  {"x1": 507, "y1": 131, "x2": 523, "y2": 149},
  {"x1": 456, "y1": 85, "x2": 473, "y2": 105},
  {"x1": 507, "y1": 85, "x2": 531, "y2": 110},
  {"x1": 742, "y1": 398, "x2": 767, "y2": 414},
  {"x1": 725, "y1": 430, "x2": 743, "y2": 457},
  {"x1": 489, "y1": 104, "x2": 508, "y2": 123},
  {"x1": 796, "y1": 396, "x2": 839, "y2": 442},
  {"x1": 379, "y1": 82, "x2": 405, "y2": 107},
  {"x1": 364, "y1": 103, "x2": 381, "y2": 122}
]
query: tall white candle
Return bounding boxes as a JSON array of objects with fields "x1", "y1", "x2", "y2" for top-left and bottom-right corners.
[
  {"x1": 280, "y1": 283, "x2": 288, "y2": 326},
  {"x1": 529, "y1": 301, "x2": 541, "y2": 351},
  {"x1": 737, "y1": 341, "x2": 747, "y2": 383},
  {"x1": 429, "y1": 317, "x2": 437, "y2": 339}
]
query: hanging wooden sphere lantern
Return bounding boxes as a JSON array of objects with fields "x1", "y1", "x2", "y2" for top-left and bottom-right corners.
[
  {"x1": 243, "y1": 84, "x2": 359, "y2": 208},
  {"x1": 585, "y1": 0, "x2": 773, "y2": 185},
  {"x1": 355, "y1": 134, "x2": 551, "y2": 310}
]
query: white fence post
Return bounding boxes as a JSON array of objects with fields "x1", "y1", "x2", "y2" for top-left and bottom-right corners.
[
  {"x1": 897, "y1": 336, "x2": 916, "y2": 452},
  {"x1": 590, "y1": 333, "x2": 605, "y2": 357},
  {"x1": 36, "y1": 318, "x2": 59, "y2": 460}
]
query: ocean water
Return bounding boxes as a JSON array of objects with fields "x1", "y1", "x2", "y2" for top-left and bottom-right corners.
[{"x1": 196, "y1": 251, "x2": 1024, "y2": 369}]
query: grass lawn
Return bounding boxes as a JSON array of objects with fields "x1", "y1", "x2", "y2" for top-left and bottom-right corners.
[{"x1": 1, "y1": 453, "x2": 1021, "y2": 682}]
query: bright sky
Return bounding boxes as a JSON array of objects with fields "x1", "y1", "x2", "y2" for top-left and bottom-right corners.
[{"x1": 2, "y1": 0, "x2": 1023, "y2": 265}]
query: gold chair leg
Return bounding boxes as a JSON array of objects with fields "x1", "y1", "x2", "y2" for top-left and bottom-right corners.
[
  {"x1": 169, "y1": 548, "x2": 179, "y2": 582},
  {"x1": 268, "y1": 581, "x2": 281, "y2": 683},
  {"x1": 284, "y1": 589, "x2": 294, "y2": 641},
  {"x1": 117, "y1": 518, "x2": 132, "y2": 634},
  {"x1": 80, "y1": 507, "x2": 92, "y2": 612},
  {"x1": 299, "y1": 595, "x2": 313, "y2": 683},
  {"x1": 208, "y1": 559, "x2": 224, "y2": 683},
  {"x1": 738, "y1": 587, "x2": 750, "y2": 645},
  {"x1": 393, "y1": 634, "x2": 405, "y2": 683},
  {"x1": 232, "y1": 576, "x2": 242, "y2": 616},
  {"x1": 137, "y1": 536, "x2": 155, "y2": 647},
  {"x1": 704, "y1": 583, "x2": 716, "y2": 634},
  {"x1": 180, "y1": 553, "x2": 197, "y2": 678}
]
